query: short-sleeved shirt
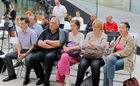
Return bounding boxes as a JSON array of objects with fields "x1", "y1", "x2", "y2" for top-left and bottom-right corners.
[
  {"x1": 30, "y1": 23, "x2": 43, "y2": 37},
  {"x1": 68, "y1": 32, "x2": 84, "y2": 49},
  {"x1": 72, "y1": 17, "x2": 84, "y2": 25},
  {"x1": 38, "y1": 28, "x2": 59, "y2": 51},
  {"x1": 18, "y1": 27, "x2": 37, "y2": 49},
  {"x1": 103, "y1": 22, "x2": 118, "y2": 32},
  {"x1": 53, "y1": 5, "x2": 67, "y2": 24}
]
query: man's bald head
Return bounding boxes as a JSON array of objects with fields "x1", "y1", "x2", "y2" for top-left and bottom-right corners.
[
  {"x1": 106, "y1": 14, "x2": 113, "y2": 23},
  {"x1": 90, "y1": 13, "x2": 96, "y2": 21}
]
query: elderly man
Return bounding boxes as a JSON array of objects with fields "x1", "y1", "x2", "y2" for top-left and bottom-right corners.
[
  {"x1": 27, "y1": 17, "x2": 68, "y2": 86},
  {"x1": 86, "y1": 13, "x2": 96, "y2": 33},
  {"x1": 52, "y1": 0, "x2": 67, "y2": 29},
  {"x1": 103, "y1": 15, "x2": 118, "y2": 32},
  {"x1": 2, "y1": 17, "x2": 37, "y2": 82}
]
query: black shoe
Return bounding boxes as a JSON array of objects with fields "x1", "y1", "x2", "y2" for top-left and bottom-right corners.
[
  {"x1": 3, "y1": 76, "x2": 17, "y2": 82},
  {"x1": 23, "y1": 78, "x2": 30, "y2": 85},
  {"x1": 14, "y1": 61, "x2": 22, "y2": 68},
  {"x1": 36, "y1": 78, "x2": 44, "y2": 85}
]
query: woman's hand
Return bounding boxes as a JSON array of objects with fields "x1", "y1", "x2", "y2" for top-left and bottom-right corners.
[
  {"x1": 107, "y1": 53, "x2": 115, "y2": 58},
  {"x1": 88, "y1": 41, "x2": 96, "y2": 48},
  {"x1": 110, "y1": 40, "x2": 115, "y2": 48},
  {"x1": 63, "y1": 46, "x2": 71, "y2": 53}
]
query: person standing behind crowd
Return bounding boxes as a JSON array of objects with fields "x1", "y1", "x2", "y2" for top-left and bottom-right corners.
[
  {"x1": 2, "y1": 3, "x2": 16, "y2": 37},
  {"x1": 56, "y1": 20, "x2": 84, "y2": 86},
  {"x1": 103, "y1": 22, "x2": 135, "y2": 86},
  {"x1": 8, "y1": 3, "x2": 16, "y2": 37},
  {"x1": 72, "y1": 11, "x2": 84, "y2": 25},
  {"x1": 2, "y1": 17, "x2": 37, "y2": 82},
  {"x1": 41, "y1": 14, "x2": 49, "y2": 30},
  {"x1": 103, "y1": 15, "x2": 118, "y2": 32},
  {"x1": 52, "y1": 0, "x2": 67, "y2": 29},
  {"x1": 86, "y1": 13, "x2": 96, "y2": 33},
  {"x1": 29, "y1": 15, "x2": 43, "y2": 37}
]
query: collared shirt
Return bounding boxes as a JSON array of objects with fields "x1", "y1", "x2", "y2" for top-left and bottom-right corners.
[
  {"x1": 30, "y1": 23, "x2": 43, "y2": 37},
  {"x1": 18, "y1": 27, "x2": 37, "y2": 49},
  {"x1": 53, "y1": 5, "x2": 67, "y2": 24},
  {"x1": 38, "y1": 28, "x2": 59, "y2": 51}
]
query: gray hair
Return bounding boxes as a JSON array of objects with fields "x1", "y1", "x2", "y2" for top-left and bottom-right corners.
[{"x1": 51, "y1": 17, "x2": 60, "y2": 24}]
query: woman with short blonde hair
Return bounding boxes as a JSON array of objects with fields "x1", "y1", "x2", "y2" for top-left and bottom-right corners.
[{"x1": 75, "y1": 20, "x2": 107, "y2": 86}]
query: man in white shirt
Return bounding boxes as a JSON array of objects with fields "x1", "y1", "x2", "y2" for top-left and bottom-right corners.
[
  {"x1": 72, "y1": 11, "x2": 84, "y2": 25},
  {"x1": 52, "y1": 0, "x2": 67, "y2": 29}
]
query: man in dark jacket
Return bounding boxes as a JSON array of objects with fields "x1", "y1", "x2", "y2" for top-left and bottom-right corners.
[{"x1": 85, "y1": 13, "x2": 96, "y2": 33}]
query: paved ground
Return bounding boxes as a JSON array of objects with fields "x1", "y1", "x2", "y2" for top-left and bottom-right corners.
[
  {"x1": 0, "y1": 2, "x2": 140, "y2": 86},
  {"x1": 0, "y1": 54, "x2": 140, "y2": 86}
]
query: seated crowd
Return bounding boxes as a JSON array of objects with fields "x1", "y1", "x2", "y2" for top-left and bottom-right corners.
[{"x1": 1, "y1": 0, "x2": 135, "y2": 86}]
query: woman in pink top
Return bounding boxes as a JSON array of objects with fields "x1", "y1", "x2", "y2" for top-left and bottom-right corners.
[
  {"x1": 103, "y1": 22, "x2": 135, "y2": 86},
  {"x1": 56, "y1": 20, "x2": 84, "y2": 86}
]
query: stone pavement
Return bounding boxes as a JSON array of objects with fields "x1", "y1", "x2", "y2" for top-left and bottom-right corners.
[{"x1": 0, "y1": 54, "x2": 140, "y2": 86}]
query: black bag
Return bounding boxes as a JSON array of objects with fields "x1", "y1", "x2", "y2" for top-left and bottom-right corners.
[
  {"x1": 81, "y1": 76, "x2": 92, "y2": 86},
  {"x1": 0, "y1": 58, "x2": 6, "y2": 73},
  {"x1": 81, "y1": 71, "x2": 92, "y2": 86}
]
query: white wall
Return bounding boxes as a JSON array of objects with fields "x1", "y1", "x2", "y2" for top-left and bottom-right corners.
[{"x1": 98, "y1": 0, "x2": 130, "y2": 11}]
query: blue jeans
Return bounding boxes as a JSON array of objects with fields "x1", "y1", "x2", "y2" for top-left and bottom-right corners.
[{"x1": 103, "y1": 56, "x2": 124, "y2": 86}]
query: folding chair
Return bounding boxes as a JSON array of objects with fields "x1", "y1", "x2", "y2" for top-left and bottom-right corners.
[{"x1": 0, "y1": 54, "x2": 6, "y2": 73}]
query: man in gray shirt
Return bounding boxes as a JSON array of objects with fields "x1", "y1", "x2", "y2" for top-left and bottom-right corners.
[{"x1": 2, "y1": 17, "x2": 37, "y2": 82}]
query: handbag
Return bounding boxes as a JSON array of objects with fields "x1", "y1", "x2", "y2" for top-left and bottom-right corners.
[
  {"x1": 123, "y1": 77, "x2": 139, "y2": 86},
  {"x1": 61, "y1": 41, "x2": 80, "y2": 58},
  {"x1": 84, "y1": 47, "x2": 103, "y2": 59}
]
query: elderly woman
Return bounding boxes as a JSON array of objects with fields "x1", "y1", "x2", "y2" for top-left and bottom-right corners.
[
  {"x1": 56, "y1": 20, "x2": 84, "y2": 86},
  {"x1": 103, "y1": 22, "x2": 135, "y2": 86},
  {"x1": 75, "y1": 20, "x2": 107, "y2": 86}
]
